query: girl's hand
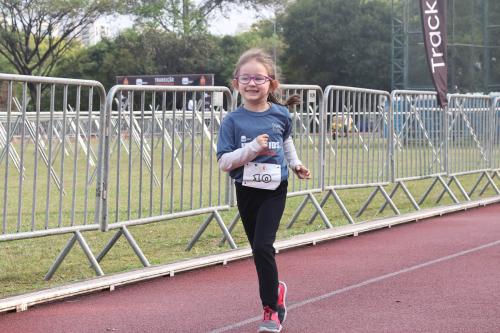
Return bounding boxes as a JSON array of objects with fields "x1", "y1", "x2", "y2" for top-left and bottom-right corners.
[
  {"x1": 256, "y1": 134, "x2": 269, "y2": 150},
  {"x1": 294, "y1": 165, "x2": 311, "y2": 179}
]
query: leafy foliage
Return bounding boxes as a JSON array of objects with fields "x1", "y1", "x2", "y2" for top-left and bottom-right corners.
[
  {"x1": 280, "y1": 0, "x2": 392, "y2": 89},
  {"x1": 127, "y1": 0, "x2": 284, "y2": 36},
  {"x1": 0, "y1": 0, "x2": 120, "y2": 77}
]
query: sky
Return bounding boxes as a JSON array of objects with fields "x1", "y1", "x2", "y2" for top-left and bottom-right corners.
[
  {"x1": 105, "y1": 4, "x2": 273, "y2": 37},
  {"x1": 206, "y1": 5, "x2": 274, "y2": 35}
]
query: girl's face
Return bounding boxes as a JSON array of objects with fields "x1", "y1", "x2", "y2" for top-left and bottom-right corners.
[{"x1": 233, "y1": 59, "x2": 278, "y2": 110}]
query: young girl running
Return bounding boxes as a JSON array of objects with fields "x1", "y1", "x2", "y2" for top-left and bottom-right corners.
[{"x1": 217, "y1": 48, "x2": 311, "y2": 332}]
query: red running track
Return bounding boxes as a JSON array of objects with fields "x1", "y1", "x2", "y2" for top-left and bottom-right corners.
[{"x1": 1, "y1": 204, "x2": 500, "y2": 332}]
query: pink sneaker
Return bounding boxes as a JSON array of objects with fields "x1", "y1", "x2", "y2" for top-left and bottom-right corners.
[
  {"x1": 277, "y1": 281, "x2": 288, "y2": 324},
  {"x1": 258, "y1": 306, "x2": 282, "y2": 332}
]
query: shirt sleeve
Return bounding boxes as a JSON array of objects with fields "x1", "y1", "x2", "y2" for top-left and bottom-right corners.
[
  {"x1": 218, "y1": 139, "x2": 262, "y2": 172},
  {"x1": 283, "y1": 137, "x2": 302, "y2": 169}
]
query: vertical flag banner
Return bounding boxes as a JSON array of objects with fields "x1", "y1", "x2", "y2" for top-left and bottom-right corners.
[{"x1": 419, "y1": 0, "x2": 448, "y2": 108}]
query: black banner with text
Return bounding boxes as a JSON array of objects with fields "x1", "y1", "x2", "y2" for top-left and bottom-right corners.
[{"x1": 419, "y1": 0, "x2": 448, "y2": 108}]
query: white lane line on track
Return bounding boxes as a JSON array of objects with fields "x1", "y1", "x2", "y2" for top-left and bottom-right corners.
[{"x1": 209, "y1": 239, "x2": 500, "y2": 333}]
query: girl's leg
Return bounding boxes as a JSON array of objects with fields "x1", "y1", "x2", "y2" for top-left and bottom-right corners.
[
  {"x1": 252, "y1": 181, "x2": 287, "y2": 310},
  {"x1": 235, "y1": 182, "x2": 261, "y2": 246},
  {"x1": 235, "y1": 181, "x2": 288, "y2": 310}
]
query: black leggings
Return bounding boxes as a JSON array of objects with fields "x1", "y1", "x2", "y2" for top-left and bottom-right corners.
[{"x1": 235, "y1": 180, "x2": 288, "y2": 311}]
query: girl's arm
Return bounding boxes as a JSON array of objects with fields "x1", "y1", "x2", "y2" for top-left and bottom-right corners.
[
  {"x1": 283, "y1": 137, "x2": 301, "y2": 169},
  {"x1": 284, "y1": 137, "x2": 311, "y2": 179},
  {"x1": 218, "y1": 135, "x2": 268, "y2": 172}
]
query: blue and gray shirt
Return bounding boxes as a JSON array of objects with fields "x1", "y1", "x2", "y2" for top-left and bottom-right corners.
[{"x1": 217, "y1": 103, "x2": 293, "y2": 183}]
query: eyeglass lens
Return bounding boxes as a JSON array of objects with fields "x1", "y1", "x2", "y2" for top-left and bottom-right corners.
[{"x1": 238, "y1": 75, "x2": 269, "y2": 85}]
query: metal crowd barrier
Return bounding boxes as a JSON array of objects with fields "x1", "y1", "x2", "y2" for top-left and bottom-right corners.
[
  {"x1": 3, "y1": 71, "x2": 500, "y2": 281},
  {"x1": 491, "y1": 96, "x2": 500, "y2": 177},
  {"x1": 488, "y1": 96, "x2": 500, "y2": 193},
  {"x1": 99, "y1": 85, "x2": 236, "y2": 269},
  {"x1": 383, "y1": 90, "x2": 458, "y2": 212},
  {"x1": 311, "y1": 86, "x2": 397, "y2": 224},
  {"x1": 437, "y1": 94, "x2": 499, "y2": 202},
  {"x1": 278, "y1": 85, "x2": 332, "y2": 229},
  {"x1": 0, "y1": 73, "x2": 107, "y2": 280}
]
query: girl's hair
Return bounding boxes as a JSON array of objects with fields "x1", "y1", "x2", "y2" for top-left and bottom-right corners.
[{"x1": 234, "y1": 48, "x2": 300, "y2": 108}]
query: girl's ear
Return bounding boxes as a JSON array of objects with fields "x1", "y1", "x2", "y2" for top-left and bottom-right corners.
[
  {"x1": 232, "y1": 79, "x2": 239, "y2": 90},
  {"x1": 269, "y1": 79, "x2": 280, "y2": 92}
]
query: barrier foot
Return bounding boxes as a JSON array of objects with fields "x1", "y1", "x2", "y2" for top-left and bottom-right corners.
[
  {"x1": 45, "y1": 231, "x2": 104, "y2": 281},
  {"x1": 186, "y1": 213, "x2": 214, "y2": 251},
  {"x1": 435, "y1": 176, "x2": 462, "y2": 204},
  {"x1": 308, "y1": 193, "x2": 333, "y2": 229},
  {"x1": 187, "y1": 210, "x2": 237, "y2": 251},
  {"x1": 45, "y1": 233, "x2": 77, "y2": 281},
  {"x1": 485, "y1": 172, "x2": 500, "y2": 195},
  {"x1": 378, "y1": 182, "x2": 400, "y2": 214},
  {"x1": 218, "y1": 212, "x2": 240, "y2": 247},
  {"x1": 331, "y1": 189, "x2": 355, "y2": 224},
  {"x1": 468, "y1": 172, "x2": 486, "y2": 197},
  {"x1": 287, "y1": 195, "x2": 310, "y2": 229},
  {"x1": 378, "y1": 185, "x2": 400, "y2": 215},
  {"x1": 306, "y1": 190, "x2": 331, "y2": 225},
  {"x1": 453, "y1": 176, "x2": 471, "y2": 201},
  {"x1": 418, "y1": 177, "x2": 439, "y2": 205},
  {"x1": 399, "y1": 181, "x2": 421, "y2": 211},
  {"x1": 478, "y1": 171, "x2": 499, "y2": 196},
  {"x1": 122, "y1": 226, "x2": 150, "y2": 267},
  {"x1": 213, "y1": 210, "x2": 237, "y2": 249},
  {"x1": 75, "y1": 231, "x2": 104, "y2": 277},
  {"x1": 356, "y1": 187, "x2": 380, "y2": 218},
  {"x1": 96, "y1": 229, "x2": 123, "y2": 263},
  {"x1": 476, "y1": 172, "x2": 500, "y2": 196}
]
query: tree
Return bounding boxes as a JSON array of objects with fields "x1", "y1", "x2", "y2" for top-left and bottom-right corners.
[
  {"x1": 0, "y1": 0, "x2": 120, "y2": 79},
  {"x1": 280, "y1": 0, "x2": 392, "y2": 90},
  {"x1": 129, "y1": 0, "x2": 285, "y2": 36},
  {"x1": 54, "y1": 29, "x2": 157, "y2": 90},
  {"x1": 0, "y1": 52, "x2": 13, "y2": 73}
]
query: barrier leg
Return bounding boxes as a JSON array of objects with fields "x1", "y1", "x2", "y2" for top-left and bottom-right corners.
[
  {"x1": 96, "y1": 229, "x2": 123, "y2": 263},
  {"x1": 467, "y1": 173, "x2": 485, "y2": 197},
  {"x1": 484, "y1": 172, "x2": 500, "y2": 195},
  {"x1": 218, "y1": 212, "x2": 240, "y2": 247},
  {"x1": 434, "y1": 177, "x2": 455, "y2": 204},
  {"x1": 213, "y1": 210, "x2": 237, "y2": 250},
  {"x1": 437, "y1": 176, "x2": 459, "y2": 204},
  {"x1": 45, "y1": 233, "x2": 78, "y2": 280},
  {"x1": 75, "y1": 231, "x2": 104, "y2": 277},
  {"x1": 331, "y1": 189, "x2": 355, "y2": 224},
  {"x1": 122, "y1": 226, "x2": 150, "y2": 267},
  {"x1": 478, "y1": 171, "x2": 499, "y2": 196},
  {"x1": 418, "y1": 177, "x2": 439, "y2": 205},
  {"x1": 306, "y1": 190, "x2": 332, "y2": 225},
  {"x1": 187, "y1": 211, "x2": 237, "y2": 251},
  {"x1": 356, "y1": 187, "x2": 380, "y2": 218},
  {"x1": 378, "y1": 182, "x2": 400, "y2": 214},
  {"x1": 287, "y1": 195, "x2": 310, "y2": 229},
  {"x1": 399, "y1": 181, "x2": 421, "y2": 211},
  {"x1": 436, "y1": 176, "x2": 465, "y2": 203},
  {"x1": 307, "y1": 193, "x2": 333, "y2": 229},
  {"x1": 186, "y1": 212, "x2": 215, "y2": 251},
  {"x1": 378, "y1": 185, "x2": 400, "y2": 215},
  {"x1": 476, "y1": 172, "x2": 500, "y2": 196},
  {"x1": 45, "y1": 231, "x2": 104, "y2": 281}
]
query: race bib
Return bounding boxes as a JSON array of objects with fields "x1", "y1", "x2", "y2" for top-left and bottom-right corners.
[{"x1": 242, "y1": 162, "x2": 281, "y2": 190}]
